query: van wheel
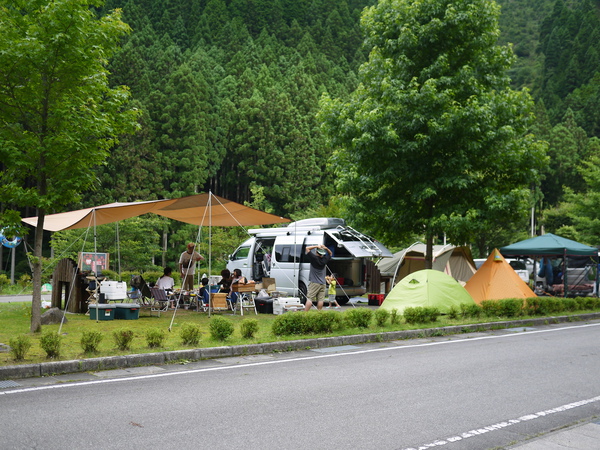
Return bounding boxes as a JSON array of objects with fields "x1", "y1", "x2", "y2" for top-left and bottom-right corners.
[
  {"x1": 336, "y1": 296, "x2": 349, "y2": 306},
  {"x1": 298, "y1": 282, "x2": 307, "y2": 304}
]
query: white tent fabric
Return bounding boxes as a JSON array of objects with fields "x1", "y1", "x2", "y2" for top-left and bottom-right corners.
[
  {"x1": 22, "y1": 193, "x2": 290, "y2": 231},
  {"x1": 377, "y1": 243, "x2": 476, "y2": 287}
]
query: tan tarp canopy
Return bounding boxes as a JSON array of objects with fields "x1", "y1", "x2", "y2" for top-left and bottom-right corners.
[{"x1": 22, "y1": 193, "x2": 290, "y2": 231}]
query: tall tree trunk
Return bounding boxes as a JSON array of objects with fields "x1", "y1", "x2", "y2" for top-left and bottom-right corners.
[
  {"x1": 425, "y1": 231, "x2": 434, "y2": 270},
  {"x1": 30, "y1": 210, "x2": 45, "y2": 333}
]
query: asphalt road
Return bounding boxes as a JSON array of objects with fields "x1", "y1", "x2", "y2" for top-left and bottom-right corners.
[{"x1": 2, "y1": 321, "x2": 600, "y2": 449}]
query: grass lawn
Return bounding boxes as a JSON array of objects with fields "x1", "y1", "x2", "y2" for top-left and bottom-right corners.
[{"x1": 2, "y1": 301, "x2": 600, "y2": 367}]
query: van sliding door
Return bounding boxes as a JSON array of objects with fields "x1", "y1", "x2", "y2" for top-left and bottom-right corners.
[{"x1": 270, "y1": 235, "x2": 307, "y2": 293}]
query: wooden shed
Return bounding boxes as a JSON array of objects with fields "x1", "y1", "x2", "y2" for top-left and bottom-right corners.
[{"x1": 51, "y1": 258, "x2": 89, "y2": 313}]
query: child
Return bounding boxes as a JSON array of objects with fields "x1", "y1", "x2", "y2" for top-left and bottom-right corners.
[{"x1": 325, "y1": 275, "x2": 341, "y2": 309}]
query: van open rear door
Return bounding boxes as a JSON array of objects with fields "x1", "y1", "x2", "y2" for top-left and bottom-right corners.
[{"x1": 325, "y1": 227, "x2": 393, "y2": 258}]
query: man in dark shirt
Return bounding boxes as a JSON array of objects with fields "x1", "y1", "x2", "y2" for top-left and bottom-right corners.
[{"x1": 304, "y1": 244, "x2": 332, "y2": 311}]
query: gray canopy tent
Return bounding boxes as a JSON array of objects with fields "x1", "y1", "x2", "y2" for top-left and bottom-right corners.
[{"x1": 500, "y1": 234, "x2": 598, "y2": 297}]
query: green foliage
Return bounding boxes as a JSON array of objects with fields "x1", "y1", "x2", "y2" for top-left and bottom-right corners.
[
  {"x1": 272, "y1": 312, "x2": 309, "y2": 336},
  {"x1": 0, "y1": 0, "x2": 140, "y2": 332},
  {"x1": 239, "y1": 318, "x2": 259, "y2": 339},
  {"x1": 0, "y1": 274, "x2": 9, "y2": 292},
  {"x1": 403, "y1": 307, "x2": 440, "y2": 325},
  {"x1": 18, "y1": 274, "x2": 31, "y2": 289},
  {"x1": 209, "y1": 316, "x2": 234, "y2": 341},
  {"x1": 498, "y1": 299, "x2": 524, "y2": 318},
  {"x1": 446, "y1": 306, "x2": 459, "y2": 320},
  {"x1": 389, "y1": 308, "x2": 401, "y2": 325},
  {"x1": 460, "y1": 303, "x2": 483, "y2": 319},
  {"x1": 374, "y1": 308, "x2": 390, "y2": 327},
  {"x1": 40, "y1": 331, "x2": 62, "y2": 359},
  {"x1": 319, "y1": 0, "x2": 546, "y2": 258},
  {"x1": 272, "y1": 310, "x2": 343, "y2": 335},
  {"x1": 481, "y1": 300, "x2": 502, "y2": 318},
  {"x1": 308, "y1": 310, "x2": 343, "y2": 333},
  {"x1": 344, "y1": 308, "x2": 373, "y2": 329},
  {"x1": 9, "y1": 334, "x2": 32, "y2": 361},
  {"x1": 113, "y1": 328, "x2": 135, "y2": 351},
  {"x1": 80, "y1": 330, "x2": 104, "y2": 354},
  {"x1": 145, "y1": 328, "x2": 166, "y2": 348},
  {"x1": 180, "y1": 322, "x2": 202, "y2": 346}
]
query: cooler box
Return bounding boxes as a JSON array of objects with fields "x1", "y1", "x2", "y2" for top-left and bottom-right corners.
[
  {"x1": 273, "y1": 297, "x2": 303, "y2": 315},
  {"x1": 115, "y1": 303, "x2": 140, "y2": 320},
  {"x1": 255, "y1": 297, "x2": 273, "y2": 314},
  {"x1": 88, "y1": 304, "x2": 116, "y2": 321},
  {"x1": 368, "y1": 294, "x2": 385, "y2": 306},
  {"x1": 100, "y1": 280, "x2": 128, "y2": 301}
]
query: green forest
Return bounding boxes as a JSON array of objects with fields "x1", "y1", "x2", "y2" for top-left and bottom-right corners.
[{"x1": 2, "y1": 0, "x2": 600, "y2": 280}]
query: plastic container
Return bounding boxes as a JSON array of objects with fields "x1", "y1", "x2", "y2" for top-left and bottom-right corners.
[
  {"x1": 114, "y1": 303, "x2": 140, "y2": 320},
  {"x1": 368, "y1": 294, "x2": 385, "y2": 306},
  {"x1": 88, "y1": 304, "x2": 116, "y2": 321},
  {"x1": 255, "y1": 298, "x2": 273, "y2": 314},
  {"x1": 100, "y1": 281, "x2": 128, "y2": 300}
]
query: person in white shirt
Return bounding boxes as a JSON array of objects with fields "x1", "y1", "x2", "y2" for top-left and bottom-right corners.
[
  {"x1": 156, "y1": 267, "x2": 175, "y2": 291},
  {"x1": 156, "y1": 267, "x2": 175, "y2": 308}
]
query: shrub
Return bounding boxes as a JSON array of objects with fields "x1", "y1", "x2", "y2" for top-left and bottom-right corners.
[
  {"x1": 272, "y1": 312, "x2": 309, "y2": 336},
  {"x1": 113, "y1": 328, "x2": 135, "y2": 351},
  {"x1": 180, "y1": 323, "x2": 202, "y2": 346},
  {"x1": 40, "y1": 331, "x2": 62, "y2": 358},
  {"x1": 80, "y1": 330, "x2": 103, "y2": 353},
  {"x1": 460, "y1": 303, "x2": 482, "y2": 319},
  {"x1": 18, "y1": 273, "x2": 31, "y2": 289},
  {"x1": 481, "y1": 300, "x2": 501, "y2": 318},
  {"x1": 308, "y1": 310, "x2": 343, "y2": 333},
  {"x1": 240, "y1": 318, "x2": 259, "y2": 339},
  {"x1": 403, "y1": 306, "x2": 439, "y2": 324},
  {"x1": 446, "y1": 306, "x2": 459, "y2": 320},
  {"x1": 562, "y1": 298, "x2": 578, "y2": 312},
  {"x1": 209, "y1": 316, "x2": 234, "y2": 341},
  {"x1": 390, "y1": 308, "x2": 401, "y2": 325},
  {"x1": 374, "y1": 308, "x2": 390, "y2": 326},
  {"x1": 0, "y1": 274, "x2": 9, "y2": 292},
  {"x1": 145, "y1": 328, "x2": 166, "y2": 348},
  {"x1": 344, "y1": 308, "x2": 373, "y2": 328},
  {"x1": 100, "y1": 269, "x2": 118, "y2": 280},
  {"x1": 9, "y1": 334, "x2": 31, "y2": 361},
  {"x1": 498, "y1": 299, "x2": 523, "y2": 318},
  {"x1": 576, "y1": 296, "x2": 598, "y2": 310}
]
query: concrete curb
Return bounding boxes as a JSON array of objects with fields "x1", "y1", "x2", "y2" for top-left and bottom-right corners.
[{"x1": 2, "y1": 312, "x2": 600, "y2": 380}]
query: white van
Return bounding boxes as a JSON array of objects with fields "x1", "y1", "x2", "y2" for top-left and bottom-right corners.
[{"x1": 226, "y1": 218, "x2": 392, "y2": 305}]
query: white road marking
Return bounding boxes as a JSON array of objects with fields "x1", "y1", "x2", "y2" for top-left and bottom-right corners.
[{"x1": 402, "y1": 395, "x2": 600, "y2": 450}]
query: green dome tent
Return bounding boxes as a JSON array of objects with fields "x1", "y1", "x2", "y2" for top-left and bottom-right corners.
[{"x1": 380, "y1": 269, "x2": 476, "y2": 314}]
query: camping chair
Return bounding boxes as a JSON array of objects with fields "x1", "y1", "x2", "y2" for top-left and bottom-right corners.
[
  {"x1": 131, "y1": 274, "x2": 152, "y2": 305},
  {"x1": 209, "y1": 293, "x2": 231, "y2": 314},
  {"x1": 150, "y1": 287, "x2": 169, "y2": 317},
  {"x1": 231, "y1": 282, "x2": 257, "y2": 315}
]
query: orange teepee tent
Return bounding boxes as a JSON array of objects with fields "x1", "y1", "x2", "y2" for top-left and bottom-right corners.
[{"x1": 465, "y1": 249, "x2": 536, "y2": 304}]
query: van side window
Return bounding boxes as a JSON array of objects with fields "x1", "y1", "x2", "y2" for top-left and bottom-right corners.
[
  {"x1": 231, "y1": 246, "x2": 250, "y2": 261},
  {"x1": 274, "y1": 244, "x2": 301, "y2": 262}
]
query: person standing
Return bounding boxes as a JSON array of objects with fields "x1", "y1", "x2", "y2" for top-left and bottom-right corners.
[
  {"x1": 325, "y1": 275, "x2": 341, "y2": 309},
  {"x1": 179, "y1": 243, "x2": 204, "y2": 291},
  {"x1": 304, "y1": 244, "x2": 332, "y2": 311}
]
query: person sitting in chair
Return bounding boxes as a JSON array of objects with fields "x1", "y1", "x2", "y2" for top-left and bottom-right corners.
[
  {"x1": 156, "y1": 267, "x2": 175, "y2": 307},
  {"x1": 232, "y1": 268, "x2": 247, "y2": 285}
]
